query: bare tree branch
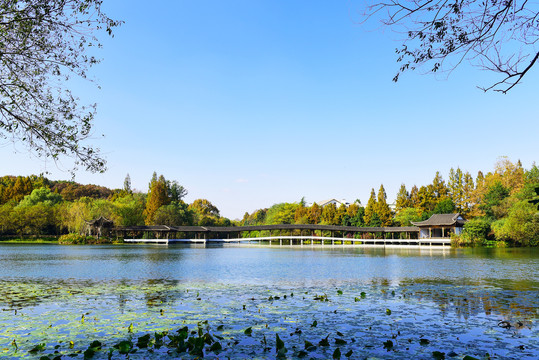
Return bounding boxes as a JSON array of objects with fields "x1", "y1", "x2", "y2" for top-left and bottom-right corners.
[{"x1": 362, "y1": 0, "x2": 539, "y2": 92}]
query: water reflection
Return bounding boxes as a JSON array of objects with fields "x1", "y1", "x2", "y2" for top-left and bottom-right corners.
[{"x1": 0, "y1": 244, "x2": 538, "y2": 358}]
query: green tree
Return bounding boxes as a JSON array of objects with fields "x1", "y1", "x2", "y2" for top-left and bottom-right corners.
[
  {"x1": 394, "y1": 207, "x2": 422, "y2": 226},
  {"x1": 461, "y1": 218, "x2": 491, "y2": 246},
  {"x1": 432, "y1": 198, "x2": 456, "y2": 214},
  {"x1": 335, "y1": 203, "x2": 348, "y2": 225},
  {"x1": 526, "y1": 162, "x2": 539, "y2": 183},
  {"x1": 59, "y1": 198, "x2": 91, "y2": 234},
  {"x1": 461, "y1": 171, "x2": 475, "y2": 215},
  {"x1": 11, "y1": 203, "x2": 59, "y2": 236},
  {"x1": 375, "y1": 184, "x2": 392, "y2": 226},
  {"x1": 493, "y1": 200, "x2": 539, "y2": 246},
  {"x1": 480, "y1": 181, "x2": 510, "y2": 219},
  {"x1": 320, "y1": 203, "x2": 338, "y2": 225},
  {"x1": 167, "y1": 180, "x2": 188, "y2": 202},
  {"x1": 264, "y1": 203, "x2": 298, "y2": 225},
  {"x1": 395, "y1": 184, "x2": 411, "y2": 213},
  {"x1": 242, "y1": 208, "x2": 267, "y2": 225},
  {"x1": 112, "y1": 193, "x2": 146, "y2": 226},
  {"x1": 123, "y1": 174, "x2": 132, "y2": 194},
  {"x1": 448, "y1": 167, "x2": 464, "y2": 210},
  {"x1": 369, "y1": 213, "x2": 382, "y2": 227},
  {"x1": 350, "y1": 206, "x2": 365, "y2": 227},
  {"x1": 17, "y1": 188, "x2": 63, "y2": 207},
  {"x1": 153, "y1": 201, "x2": 194, "y2": 226},
  {"x1": 430, "y1": 171, "x2": 449, "y2": 200},
  {"x1": 363, "y1": 188, "x2": 377, "y2": 226},
  {"x1": 189, "y1": 199, "x2": 220, "y2": 217},
  {"x1": 416, "y1": 185, "x2": 435, "y2": 214},
  {"x1": 409, "y1": 185, "x2": 420, "y2": 208},
  {"x1": 0, "y1": 0, "x2": 122, "y2": 172}
]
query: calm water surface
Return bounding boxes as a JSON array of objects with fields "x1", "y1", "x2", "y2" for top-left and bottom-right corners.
[{"x1": 0, "y1": 244, "x2": 537, "y2": 359}]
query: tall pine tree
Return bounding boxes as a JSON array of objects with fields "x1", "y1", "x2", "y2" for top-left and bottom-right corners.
[
  {"x1": 395, "y1": 184, "x2": 411, "y2": 213},
  {"x1": 375, "y1": 184, "x2": 392, "y2": 226},
  {"x1": 363, "y1": 188, "x2": 377, "y2": 226},
  {"x1": 144, "y1": 174, "x2": 170, "y2": 225}
]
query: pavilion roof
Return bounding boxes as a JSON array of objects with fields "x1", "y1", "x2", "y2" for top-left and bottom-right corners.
[
  {"x1": 85, "y1": 216, "x2": 113, "y2": 226},
  {"x1": 411, "y1": 213, "x2": 466, "y2": 227}
]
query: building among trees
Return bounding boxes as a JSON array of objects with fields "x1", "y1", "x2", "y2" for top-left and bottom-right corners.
[{"x1": 412, "y1": 213, "x2": 466, "y2": 239}]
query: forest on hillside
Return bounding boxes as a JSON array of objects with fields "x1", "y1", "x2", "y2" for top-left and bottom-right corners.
[{"x1": 1, "y1": 158, "x2": 538, "y2": 246}]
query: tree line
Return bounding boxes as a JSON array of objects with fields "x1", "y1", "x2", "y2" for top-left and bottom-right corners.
[
  {"x1": 1, "y1": 157, "x2": 538, "y2": 246},
  {"x1": 0, "y1": 172, "x2": 230, "y2": 239},
  {"x1": 240, "y1": 157, "x2": 539, "y2": 247}
]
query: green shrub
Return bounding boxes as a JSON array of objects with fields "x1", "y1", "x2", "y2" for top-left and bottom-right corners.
[
  {"x1": 58, "y1": 233, "x2": 98, "y2": 244},
  {"x1": 461, "y1": 218, "x2": 491, "y2": 246}
]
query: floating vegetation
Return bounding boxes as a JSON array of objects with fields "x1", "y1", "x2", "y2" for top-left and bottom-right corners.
[
  {"x1": 0, "y1": 244, "x2": 538, "y2": 359},
  {"x1": 0, "y1": 278, "x2": 537, "y2": 359}
]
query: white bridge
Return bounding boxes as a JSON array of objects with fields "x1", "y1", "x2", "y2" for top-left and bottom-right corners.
[{"x1": 124, "y1": 235, "x2": 451, "y2": 247}]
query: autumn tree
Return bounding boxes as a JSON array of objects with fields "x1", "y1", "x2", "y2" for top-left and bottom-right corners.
[
  {"x1": 294, "y1": 203, "x2": 310, "y2": 224},
  {"x1": 307, "y1": 203, "x2": 322, "y2": 224},
  {"x1": 50, "y1": 182, "x2": 113, "y2": 201},
  {"x1": 362, "y1": 0, "x2": 539, "y2": 93},
  {"x1": 0, "y1": 1, "x2": 122, "y2": 172},
  {"x1": 144, "y1": 175, "x2": 170, "y2": 225},
  {"x1": 409, "y1": 185, "x2": 420, "y2": 208},
  {"x1": 494, "y1": 157, "x2": 525, "y2": 194}
]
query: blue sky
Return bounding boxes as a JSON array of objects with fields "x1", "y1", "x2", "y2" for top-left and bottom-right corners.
[{"x1": 1, "y1": 0, "x2": 538, "y2": 219}]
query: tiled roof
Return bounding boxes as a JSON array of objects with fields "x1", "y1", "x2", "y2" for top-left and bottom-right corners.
[{"x1": 411, "y1": 213, "x2": 466, "y2": 227}]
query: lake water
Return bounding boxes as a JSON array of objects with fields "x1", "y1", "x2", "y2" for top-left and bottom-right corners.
[{"x1": 0, "y1": 244, "x2": 538, "y2": 359}]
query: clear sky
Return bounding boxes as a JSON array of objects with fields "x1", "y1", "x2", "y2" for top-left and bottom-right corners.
[{"x1": 1, "y1": 0, "x2": 538, "y2": 219}]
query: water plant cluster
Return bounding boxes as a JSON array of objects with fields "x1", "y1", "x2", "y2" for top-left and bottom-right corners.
[{"x1": 1, "y1": 278, "x2": 537, "y2": 359}]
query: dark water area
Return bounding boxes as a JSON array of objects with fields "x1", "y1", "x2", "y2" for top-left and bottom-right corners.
[{"x1": 0, "y1": 244, "x2": 537, "y2": 359}]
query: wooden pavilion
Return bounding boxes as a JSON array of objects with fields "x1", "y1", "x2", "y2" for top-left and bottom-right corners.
[
  {"x1": 412, "y1": 213, "x2": 466, "y2": 239},
  {"x1": 85, "y1": 217, "x2": 114, "y2": 239}
]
